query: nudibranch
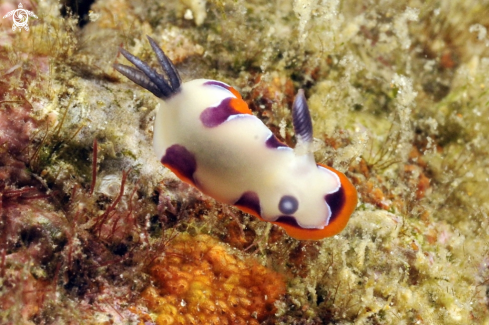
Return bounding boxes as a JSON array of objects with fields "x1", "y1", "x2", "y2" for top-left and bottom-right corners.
[{"x1": 114, "y1": 36, "x2": 357, "y2": 240}]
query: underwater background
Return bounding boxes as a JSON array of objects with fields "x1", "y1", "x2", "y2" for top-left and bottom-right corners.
[{"x1": 1, "y1": 0, "x2": 489, "y2": 323}]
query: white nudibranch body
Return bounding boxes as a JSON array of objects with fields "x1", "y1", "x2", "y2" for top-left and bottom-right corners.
[{"x1": 114, "y1": 37, "x2": 357, "y2": 240}]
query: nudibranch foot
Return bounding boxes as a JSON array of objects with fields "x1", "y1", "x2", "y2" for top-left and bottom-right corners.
[{"x1": 114, "y1": 37, "x2": 358, "y2": 240}]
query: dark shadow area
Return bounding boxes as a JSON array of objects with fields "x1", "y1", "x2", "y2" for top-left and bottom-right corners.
[{"x1": 60, "y1": 0, "x2": 96, "y2": 27}]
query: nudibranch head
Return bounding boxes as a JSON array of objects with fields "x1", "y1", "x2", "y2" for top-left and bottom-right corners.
[{"x1": 114, "y1": 37, "x2": 357, "y2": 240}]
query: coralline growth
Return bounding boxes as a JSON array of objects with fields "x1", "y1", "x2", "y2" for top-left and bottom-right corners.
[{"x1": 140, "y1": 234, "x2": 286, "y2": 325}]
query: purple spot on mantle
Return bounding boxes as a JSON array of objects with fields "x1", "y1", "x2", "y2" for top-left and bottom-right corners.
[
  {"x1": 278, "y1": 195, "x2": 299, "y2": 214},
  {"x1": 203, "y1": 80, "x2": 231, "y2": 91},
  {"x1": 161, "y1": 144, "x2": 197, "y2": 184},
  {"x1": 324, "y1": 186, "x2": 345, "y2": 224},
  {"x1": 274, "y1": 216, "x2": 302, "y2": 228},
  {"x1": 200, "y1": 98, "x2": 242, "y2": 128},
  {"x1": 234, "y1": 191, "x2": 261, "y2": 216},
  {"x1": 265, "y1": 134, "x2": 288, "y2": 149}
]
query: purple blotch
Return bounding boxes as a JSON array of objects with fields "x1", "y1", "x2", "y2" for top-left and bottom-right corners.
[
  {"x1": 234, "y1": 191, "x2": 261, "y2": 216},
  {"x1": 203, "y1": 80, "x2": 231, "y2": 91},
  {"x1": 161, "y1": 144, "x2": 197, "y2": 184},
  {"x1": 265, "y1": 134, "x2": 288, "y2": 149},
  {"x1": 200, "y1": 98, "x2": 243, "y2": 128},
  {"x1": 278, "y1": 195, "x2": 299, "y2": 214},
  {"x1": 324, "y1": 186, "x2": 345, "y2": 224},
  {"x1": 274, "y1": 216, "x2": 302, "y2": 228}
]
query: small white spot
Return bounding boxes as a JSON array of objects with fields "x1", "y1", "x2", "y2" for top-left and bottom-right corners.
[
  {"x1": 283, "y1": 201, "x2": 293, "y2": 210},
  {"x1": 88, "y1": 10, "x2": 100, "y2": 22},
  {"x1": 184, "y1": 9, "x2": 194, "y2": 20}
]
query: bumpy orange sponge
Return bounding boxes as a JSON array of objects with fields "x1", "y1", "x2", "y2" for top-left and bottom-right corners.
[{"x1": 140, "y1": 234, "x2": 286, "y2": 324}]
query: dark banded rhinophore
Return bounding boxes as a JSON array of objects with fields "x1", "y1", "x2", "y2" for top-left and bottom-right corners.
[
  {"x1": 292, "y1": 89, "x2": 313, "y2": 145},
  {"x1": 114, "y1": 37, "x2": 357, "y2": 240}
]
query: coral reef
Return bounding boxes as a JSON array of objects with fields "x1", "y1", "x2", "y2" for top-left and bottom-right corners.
[{"x1": 140, "y1": 234, "x2": 285, "y2": 324}]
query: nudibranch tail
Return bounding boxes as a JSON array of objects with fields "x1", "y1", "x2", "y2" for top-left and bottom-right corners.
[
  {"x1": 292, "y1": 89, "x2": 313, "y2": 145},
  {"x1": 114, "y1": 40, "x2": 181, "y2": 99}
]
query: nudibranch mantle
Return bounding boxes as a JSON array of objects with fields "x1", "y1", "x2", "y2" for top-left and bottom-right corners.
[{"x1": 114, "y1": 36, "x2": 357, "y2": 240}]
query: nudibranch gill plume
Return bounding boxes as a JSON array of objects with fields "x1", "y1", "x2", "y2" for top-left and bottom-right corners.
[{"x1": 113, "y1": 36, "x2": 357, "y2": 240}]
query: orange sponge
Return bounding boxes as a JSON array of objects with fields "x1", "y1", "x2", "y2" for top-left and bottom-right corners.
[{"x1": 140, "y1": 234, "x2": 286, "y2": 324}]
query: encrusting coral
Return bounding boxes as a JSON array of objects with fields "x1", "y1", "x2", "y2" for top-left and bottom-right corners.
[{"x1": 139, "y1": 233, "x2": 286, "y2": 325}]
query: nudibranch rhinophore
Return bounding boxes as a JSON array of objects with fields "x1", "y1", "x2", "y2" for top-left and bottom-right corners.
[{"x1": 114, "y1": 36, "x2": 357, "y2": 240}]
